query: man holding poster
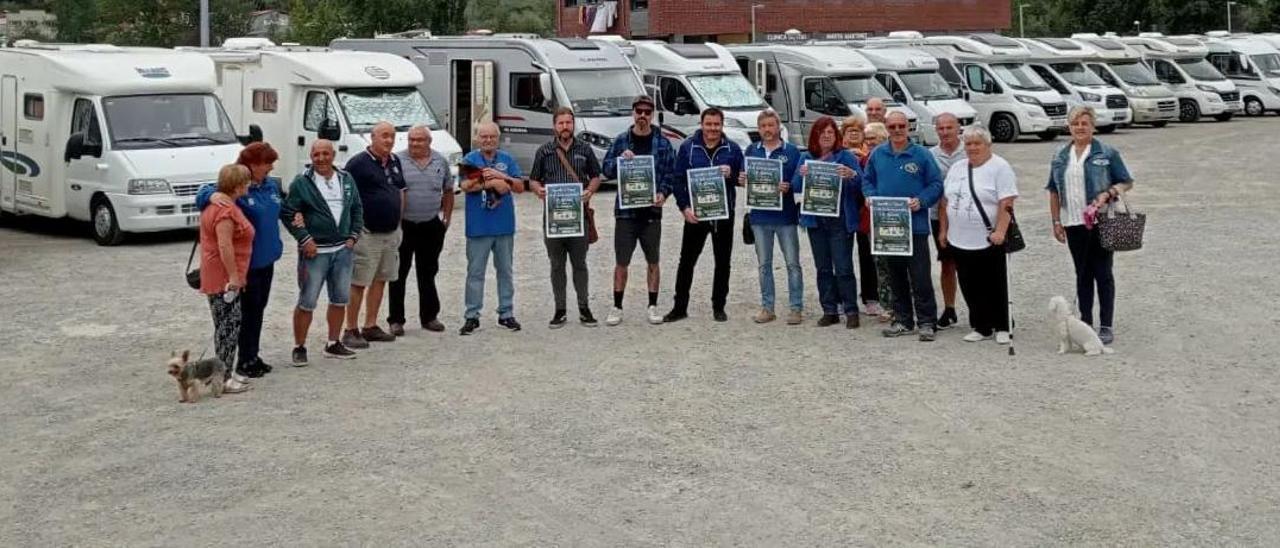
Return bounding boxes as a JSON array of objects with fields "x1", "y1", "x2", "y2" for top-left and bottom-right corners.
[
  {"x1": 740, "y1": 109, "x2": 804, "y2": 325},
  {"x1": 666, "y1": 108, "x2": 743, "y2": 323},
  {"x1": 862, "y1": 111, "x2": 945, "y2": 341},
  {"x1": 601, "y1": 95, "x2": 674, "y2": 326}
]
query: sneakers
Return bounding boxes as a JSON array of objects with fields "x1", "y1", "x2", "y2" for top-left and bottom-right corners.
[
  {"x1": 786, "y1": 309, "x2": 804, "y2": 325},
  {"x1": 389, "y1": 323, "x2": 406, "y2": 337},
  {"x1": 580, "y1": 307, "x2": 599, "y2": 327},
  {"x1": 663, "y1": 309, "x2": 688, "y2": 323},
  {"x1": 240, "y1": 358, "x2": 267, "y2": 378},
  {"x1": 1098, "y1": 327, "x2": 1114, "y2": 345},
  {"x1": 498, "y1": 317, "x2": 522, "y2": 331},
  {"x1": 549, "y1": 310, "x2": 568, "y2": 329},
  {"x1": 918, "y1": 326, "x2": 937, "y2": 342},
  {"x1": 606, "y1": 307, "x2": 623, "y2": 326},
  {"x1": 963, "y1": 331, "x2": 991, "y2": 343},
  {"x1": 459, "y1": 318, "x2": 480, "y2": 335},
  {"x1": 324, "y1": 341, "x2": 356, "y2": 359},
  {"x1": 342, "y1": 328, "x2": 369, "y2": 349},
  {"x1": 882, "y1": 322, "x2": 916, "y2": 338},
  {"x1": 292, "y1": 346, "x2": 309, "y2": 367},
  {"x1": 713, "y1": 309, "x2": 729, "y2": 322},
  {"x1": 995, "y1": 331, "x2": 1012, "y2": 345},
  {"x1": 361, "y1": 325, "x2": 396, "y2": 342},
  {"x1": 846, "y1": 314, "x2": 860, "y2": 329},
  {"x1": 231, "y1": 371, "x2": 252, "y2": 384},
  {"x1": 647, "y1": 306, "x2": 664, "y2": 325},
  {"x1": 754, "y1": 309, "x2": 776, "y2": 324},
  {"x1": 937, "y1": 308, "x2": 958, "y2": 330},
  {"x1": 223, "y1": 378, "x2": 251, "y2": 394},
  {"x1": 863, "y1": 301, "x2": 884, "y2": 316},
  {"x1": 423, "y1": 319, "x2": 446, "y2": 332}
]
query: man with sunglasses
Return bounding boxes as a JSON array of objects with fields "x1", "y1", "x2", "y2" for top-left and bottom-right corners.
[
  {"x1": 862, "y1": 111, "x2": 945, "y2": 342},
  {"x1": 601, "y1": 96, "x2": 674, "y2": 326}
]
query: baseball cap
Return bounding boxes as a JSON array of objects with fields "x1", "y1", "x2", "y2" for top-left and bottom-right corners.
[{"x1": 632, "y1": 95, "x2": 656, "y2": 110}]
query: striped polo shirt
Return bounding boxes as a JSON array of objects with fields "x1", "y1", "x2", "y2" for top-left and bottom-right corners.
[{"x1": 529, "y1": 138, "x2": 601, "y2": 186}]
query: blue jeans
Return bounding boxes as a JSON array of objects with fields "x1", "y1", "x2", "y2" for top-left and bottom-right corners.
[
  {"x1": 807, "y1": 218, "x2": 859, "y2": 316},
  {"x1": 465, "y1": 235, "x2": 515, "y2": 320},
  {"x1": 752, "y1": 223, "x2": 803, "y2": 312},
  {"x1": 885, "y1": 233, "x2": 938, "y2": 329},
  {"x1": 296, "y1": 247, "x2": 353, "y2": 311}
]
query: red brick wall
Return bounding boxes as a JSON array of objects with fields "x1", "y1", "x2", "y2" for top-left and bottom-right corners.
[{"x1": 557, "y1": 0, "x2": 1009, "y2": 38}]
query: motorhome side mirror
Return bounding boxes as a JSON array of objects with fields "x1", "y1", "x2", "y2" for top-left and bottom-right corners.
[
  {"x1": 238, "y1": 124, "x2": 264, "y2": 145},
  {"x1": 64, "y1": 133, "x2": 85, "y2": 162},
  {"x1": 892, "y1": 90, "x2": 907, "y2": 103},
  {"x1": 982, "y1": 81, "x2": 998, "y2": 94},
  {"x1": 538, "y1": 73, "x2": 553, "y2": 108},
  {"x1": 674, "y1": 97, "x2": 697, "y2": 116},
  {"x1": 318, "y1": 120, "x2": 341, "y2": 141}
]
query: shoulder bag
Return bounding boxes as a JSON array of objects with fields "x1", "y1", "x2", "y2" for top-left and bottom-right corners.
[
  {"x1": 184, "y1": 238, "x2": 202, "y2": 290},
  {"x1": 968, "y1": 161, "x2": 1025, "y2": 253},
  {"x1": 554, "y1": 146, "x2": 598, "y2": 244},
  {"x1": 1097, "y1": 194, "x2": 1145, "y2": 252}
]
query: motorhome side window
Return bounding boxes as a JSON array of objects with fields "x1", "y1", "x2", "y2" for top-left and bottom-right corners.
[
  {"x1": 303, "y1": 91, "x2": 337, "y2": 131},
  {"x1": 937, "y1": 60, "x2": 964, "y2": 86},
  {"x1": 964, "y1": 65, "x2": 997, "y2": 94},
  {"x1": 1151, "y1": 61, "x2": 1182, "y2": 84},
  {"x1": 71, "y1": 98, "x2": 101, "y2": 146},
  {"x1": 659, "y1": 77, "x2": 695, "y2": 115},
  {"x1": 1030, "y1": 66, "x2": 1068, "y2": 94},
  {"x1": 877, "y1": 74, "x2": 906, "y2": 102},
  {"x1": 23, "y1": 94, "x2": 44, "y2": 121},
  {"x1": 252, "y1": 89, "x2": 279, "y2": 113},
  {"x1": 803, "y1": 78, "x2": 849, "y2": 116},
  {"x1": 1208, "y1": 54, "x2": 1246, "y2": 78},
  {"x1": 510, "y1": 73, "x2": 548, "y2": 111},
  {"x1": 1089, "y1": 65, "x2": 1120, "y2": 87}
]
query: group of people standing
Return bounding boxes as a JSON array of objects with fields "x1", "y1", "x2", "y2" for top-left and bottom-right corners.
[{"x1": 194, "y1": 96, "x2": 1133, "y2": 394}]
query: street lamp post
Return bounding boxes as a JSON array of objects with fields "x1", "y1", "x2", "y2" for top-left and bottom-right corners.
[
  {"x1": 751, "y1": 3, "x2": 765, "y2": 43},
  {"x1": 1018, "y1": 3, "x2": 1030, "y2": 38},
  {"x1": 1133, "y1": 20, "x2": 1141, "y2": 35},
  {"x1": 200, "y1": 0, "x2": 209, "y2": 47},
  {"x1": 1227, "y1": 1, "x2": 1238, "y2": 34}
]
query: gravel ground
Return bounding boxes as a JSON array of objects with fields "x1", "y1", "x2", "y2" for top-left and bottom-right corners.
[{"x1": 2, "y1": 118, "x2": 1278, "y2": 546}]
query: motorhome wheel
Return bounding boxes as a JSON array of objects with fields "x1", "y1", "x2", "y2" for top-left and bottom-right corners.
[
  {"x1": 1244, "y1": 97, "x2": 1264, "y2": 117},
  {"x1": 92, "y1": 198, "x2": 125, "y2": 246},
  {"x1": 1179, "y1": 100, "x2": 1200, "y2": 123},
  {"x1": 990, "y1": 114, "x2": 1019, "y2": 143}
]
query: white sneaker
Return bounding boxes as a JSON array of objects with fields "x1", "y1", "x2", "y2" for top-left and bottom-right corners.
[
  {"x1": 863, "y1": 301, "x2": 884, "y2": 316},
  {"x1": 647, "y1": 305, "x2": 663, "y2": 325},
  {"x1": 231, "y1": 372, "x2": 252, "y2": 384},
  {"x1": 223, "y1": 378, "x2": 251, "y2": 394},
  {"x1": 605, "y1": 307, "x2": 623, "y2": 326},
  {"x1": 995, "y1": 331, "x2": 1011, "y2": 345},
  {"x1": 962, "y1": 331, "x2": 990, "y2": 343}
]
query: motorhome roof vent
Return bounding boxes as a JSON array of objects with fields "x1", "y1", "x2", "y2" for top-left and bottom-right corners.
[
  {"x1": 663, "y1": 44, "x2": 717, "y2": 59},
  {"x1": 364, "y1": 65, "x2": 391, "y2": 80},
  {"x1": 1166, "y1": 37, "x2": 1202, "y2": 47},
  {"x1": 1071, "y1": 33, "x2": 1101, "y2": 39},
  {"x1": 1091, "y1": 38, "x2": 1126, "y2": 50},
  {"x1": 1205, "y1": 30, "x2": 1231, "y2": 38},
  {"x1": 888, "y1": 31, "x2": 924, "y2": 39},
  {"x1": 377, "y1": 29, "x2": 432, "y2": 39},
  {"x1": 1036, "y1": 37, "x2": 1082, "y2": 50},
  {"x1": 551, "y1": 38, "x2": 600, "y2": 50},
  {"x1": 223, "y1": 37, "x2": 276, "y2": 49},
  {"x1": 1138, "y1": 32, "x2": 1165, "y2": 38},
  {"x1": 971, "y1": 33, "x2": 1020, "y2": 48}
]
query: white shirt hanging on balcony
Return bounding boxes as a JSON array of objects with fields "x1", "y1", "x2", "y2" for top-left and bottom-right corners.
[{"x1": 591, "y1": 1, "x2": 618, "y2": 33}]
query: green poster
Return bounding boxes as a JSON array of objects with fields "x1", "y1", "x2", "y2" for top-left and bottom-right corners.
[
  {"x1": 801, "y1": 160, "x2": 842, "y2": 218},
  {"x1": 545, "y1": 183, "x2": 585, "y2": 238},
  {"x1": 687, "y1": 166, "x2": 729, "y2": 221}
]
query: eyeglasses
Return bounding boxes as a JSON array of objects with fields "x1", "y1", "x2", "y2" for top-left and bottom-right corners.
[
  {"x1": 886, "y1": 124, "x2": 908, "y2": 130},
  {"x1": 634, "y1": 109, "x2": 654, "y2": 116}
]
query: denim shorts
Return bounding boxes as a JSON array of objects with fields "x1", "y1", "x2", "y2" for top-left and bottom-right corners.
[{"x1": 296, "y1": 246, "x2": 353, "y2": 311}]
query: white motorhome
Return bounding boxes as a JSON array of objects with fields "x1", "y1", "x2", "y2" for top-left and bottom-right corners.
[
  {"x1": 0, "y1": 43, "x2": 245, "y2": 245},
  {"x1": 1070, "y1": 34, "x2": 1179, "y2": 126},
  {"x1": 1016, "y1": 37, "x2": 1129, "y2": 133},
  {"x1": 1203, "y1": 35, "x2": 1280, "y2": 117},
  {"x1": 334, "y1": 34, "x2": 645, "y2": 174},
  {"x1": 185, "y1": 38, "x2": 463, "y2": 183},
  {"x1": 880, "y1": 32, "x2": 1068, "y2": 142},
  {"x1": 852, "y1": 46, "x2": 978, "y2": 145},
  {"x1": 1120, "y1": 34, "x2": 1238, "y2": 122},
  {"x1": 725, "y1": 44, "x2": 918, "y2": 148},
  {"x1": 602, "y1": 39, "x2": 776, "y2": 147}
]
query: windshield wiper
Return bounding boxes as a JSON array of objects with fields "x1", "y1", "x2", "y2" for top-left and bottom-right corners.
[
  {"x1": 114, "y1": 137, "x2": 180, "y2": 147},
  {"x1": 393, "y1": 124, "x2": 414, "y2": 131},
  {"x1": 168, "y1": 135, "x2": 234, "y2": 145}
]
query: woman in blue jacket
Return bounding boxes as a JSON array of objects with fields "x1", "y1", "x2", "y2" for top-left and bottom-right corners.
[
  {"x1": 196, "y1": 142, "x2": 284, "y2": 377},
  {"x1": 794, "y1": 116, "x2": 865, "y2": 329},
  {"x1": 1046, "y1": 106, "x2": 1133, "y2": 345}
]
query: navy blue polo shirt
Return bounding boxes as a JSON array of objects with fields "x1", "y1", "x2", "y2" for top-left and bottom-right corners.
[{"x1": 345, "y1": 148, "x2": 406, "y2": 233}]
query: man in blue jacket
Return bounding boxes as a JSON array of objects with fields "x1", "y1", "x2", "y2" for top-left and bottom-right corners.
[
  {"x1": 741, "y1": 109, "x2": 804, "y2": 325},
  {"x1": 601, "y1": 95, "x2": 674, "y2": 326},
  {"x1": 862, "y1": 111, "x2": 944, "y2": 341},
  {"x1": 665, "y1": 108, "x2": 744, "y2": 323}
]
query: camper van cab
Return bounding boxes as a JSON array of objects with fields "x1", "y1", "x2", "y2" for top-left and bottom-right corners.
[
  {"x1": 334, "y1": 35, "x2": 645, "y2": 174},
  {"x1": 604, "y1": 39, "x2": 776, "y2": 148},
  {"x1": 725, "y1": 44, "x2": 918, "y2": 149},
  {"x1": 1121, "y1": 34, "x2": 1238, "y2": 122},
  {"x1": 1204, "y1": 35, "x2": 1280, "y2": 117},
  {"x1": 0, "y1": 43, "x2": 244, "y2": 245},
  {"x1": 852, "y1": 47, "x2": 978, "y2": 145},
  {"x1": 187, "y1": 39, "x2": 463, "y2": 183},
  {"x1": 880, "y1": 32, "x2": 1068, "y2": 143},
  {"x1": 1016, "y1": 37, "x2": 1129, "y2": 132},
  {"x1": 1070, "y1": 34, "x2": 1179, "y2": 126}
]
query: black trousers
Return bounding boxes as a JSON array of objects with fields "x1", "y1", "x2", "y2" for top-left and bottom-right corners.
[
  {"x1": 885, "y1": 234, "x2": 938, "y2": 330},
  {"x1": 856, "y1": 231, "x2": 878, "y2": 303},
  {"x1": 951, "y1": 246, "x2": 1010, "y2": 336},
  {"x1": 237, "y1": 265, "x2": 273, "y2": 367},
  {"x1": 389, "y1": 218, "x2": 448, "y2": 326},
  {"x1": 1065, "y1": 225, "x2": 1115, "y2": 328},
  {"x1": 672, "y1": 217, "x2": 734, "y2": 313},
  {"x1": 544, "y1": 235, "x2": 591, "y2": 311}
]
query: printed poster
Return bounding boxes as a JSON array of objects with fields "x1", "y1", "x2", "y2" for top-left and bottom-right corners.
[
  {"x1": 545, "y1": 183, "x2": 585, "y2": 238},
  {"x1": 687, "y1": 166, "x2": 729, "y2": 221},
  {"x1": 870, "y1": 196, "x2": 913, "y2": 256},
  {"x1": 744, "y1": 156, "x2": 784, "y2": 211}
]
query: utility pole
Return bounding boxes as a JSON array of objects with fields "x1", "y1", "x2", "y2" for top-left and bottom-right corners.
[
  {"x1": 200, "y1": 0, "x2": 210, "y2": 47},
  {"x1": 751, "y1": 4, "x2": 765, "y2": 43},
  {"x1": 1018, "y1": 3, "x2": 1030, "y2": 38},
  {"x1": 1227, "y1": 1, "x2": 1237, "y2": 34}
]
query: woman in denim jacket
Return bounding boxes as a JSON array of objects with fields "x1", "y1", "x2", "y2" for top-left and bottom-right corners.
[{"x1": 1046, "y1": 106, "x2": 1133, "y2": 345}]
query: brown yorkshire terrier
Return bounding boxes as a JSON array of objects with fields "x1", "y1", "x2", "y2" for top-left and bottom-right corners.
[{"x1": 167, "y1": 350, "x2": 227, "y2": 403}]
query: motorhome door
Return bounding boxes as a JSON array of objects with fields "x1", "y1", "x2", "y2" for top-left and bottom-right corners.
[
  {"x1": 220, "y1": 65, "x2": 247, "y2": 130},
  {"x1": 450, "y1": 59, "x2": 494, "y2": 152},
  {"x1": 0, "y1": 75, "x2": 16, "y2": 212},
  {"x1": 299, "y1": 89, "x2": 340, "y2": 176},
  {"x1": 64, "y1": 98, "x2": 107, "y2": 222}
]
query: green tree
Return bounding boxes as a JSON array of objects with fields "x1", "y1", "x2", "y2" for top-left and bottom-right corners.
[
  {"x1": 285, "y1": 0, "x2": 348, "y2": 45},
  {"x1": 52, "y1": 0, "x2": 98, "y2": 42},
  {"x1": 466, "y1": 0, "x2": 553, "y2": 35}
]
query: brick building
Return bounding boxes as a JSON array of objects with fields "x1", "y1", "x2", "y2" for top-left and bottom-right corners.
[{"x1": 557, "y1": 0, "x2": 1010, "y2": 43}]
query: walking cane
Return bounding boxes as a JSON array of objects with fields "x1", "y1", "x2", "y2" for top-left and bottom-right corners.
[{"x1": 1005, "y1": 248, "x2": 1015, "y2": 357}]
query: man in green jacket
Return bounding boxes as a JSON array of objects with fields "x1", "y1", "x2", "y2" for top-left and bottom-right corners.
[{"x1": 280, "y1": 140, "x2": 364, "y2": 365}]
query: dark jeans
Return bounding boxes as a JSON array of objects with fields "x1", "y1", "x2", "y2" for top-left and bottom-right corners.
[
  {"x1": 856, "y1": 231, "x2": 878, "y2": 304},
  {"x1": 237, "y1": 265, "x2": 273, "y2": 367},
  {"x1": 545, "y1": 235, "x2": 590, "y2": 311},
  {"x1": 672, "y1": 217, "x2": 734, "y2": 313},
  {"x1": 1066, "y1": 225, "x2": 1115, "y2": 328},
  {"x1": 885, "y1": 233, "x2": 938, "y2": 330},
  {"x1": 807, "y1": 219, "x2": 859, "y2": 316},
  {"x1": 951, "y1": 246, "x2": 1010, "y2": 336},
  {"x1": 389, "y1": 218, "x2": 448, "y2": 326}
]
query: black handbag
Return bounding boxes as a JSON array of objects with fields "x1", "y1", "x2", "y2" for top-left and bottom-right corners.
[
  {"x1": 1097, "y1": 194, "x2": 1145, "y2": 252},
  {"x1": 968, "y1": 161, "x2": 1025, "y2": 253},
  {"x1": 185, "y1": 238, "x2": 201, "y2": 290},
  {"x1": 742, "y1": 214, "x2": 755, "y2": 245}
]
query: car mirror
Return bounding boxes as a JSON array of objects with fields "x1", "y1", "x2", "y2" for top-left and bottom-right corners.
[
  {"x1": 238, "y1": 123, "x2": 264, "y2": 145},
  {"x1": 65, "y1": 133, "x2": 85, "y2": 162},
  {"x1": 318, "y1": 119, "x2": 341, "y2": 141}
]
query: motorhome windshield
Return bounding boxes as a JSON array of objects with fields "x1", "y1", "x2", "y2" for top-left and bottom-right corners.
[
  {"x1": 990, "y1": 63, "x2": 1053, "y2": 91},
  {"x1": 559, "y1": 69, "x2": 644, "y2": 117},
  {"x1": 899, "y1": 71, "x2": 958, "y2": 101},
  {"x1": 1250, "y1": 53, "x2": 1280, "y2": 77},
  {"x1": 687, "y1": 73, "x2": 766, "y2": 110},
  {"x1": 1176, "y1": 58, "x2": 1226, "y2": 81},
  {"x1": 103, "y1": 94, "x2": 238, "y2": 150},
  {"x1": 336, "y1": 87, "x2": 441, "y2": 133},
  {"x1": 1109, "y1": 61, "x2": 1161, "y2": 85},
  {"x1": 830, "y1": 75, "x2": 893, "y2": 104},
  {"x1": 1050, "y1": 62, "x2": 1107, "y2": 86}
]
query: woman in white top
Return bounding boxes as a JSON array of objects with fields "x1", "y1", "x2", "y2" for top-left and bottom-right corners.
[{"x1": 937, "y1": 126, "x2": 1018, "y2": 344}]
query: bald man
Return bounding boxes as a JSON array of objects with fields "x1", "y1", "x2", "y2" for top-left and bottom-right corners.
[
  {"x1": 864, "y1": 97, "x2": 888, "y2": 125},
  {"x1": 341, "y1": 121, "x2": 407, "y2": 349},
  {"x1": 388, "y1": 125, "x2": 454, "y2": 335},
  {"x1": 281, "y1": 140, "x2": 364, "y2": 364},
  {"x1": 459, "y1": 122, "x2": 526, "y2": 335}
]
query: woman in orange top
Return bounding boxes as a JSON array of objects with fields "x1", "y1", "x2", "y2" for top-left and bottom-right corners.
[{"x1": 199, "y1": 164, "x2": 255, "y2": 394}]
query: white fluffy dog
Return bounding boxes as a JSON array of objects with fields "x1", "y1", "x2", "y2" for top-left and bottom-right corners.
[{"x1": 1048, "y1": 295, "x2": 1114, "y2": 356}]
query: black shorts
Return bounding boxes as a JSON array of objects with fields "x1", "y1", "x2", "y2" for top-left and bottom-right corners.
[
  {"x1": 615, "y1": 217, "x2": 661, "y2": 266},
  {"x1": 931, "y1": 219, "x2": 954, "y2": 262}
]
